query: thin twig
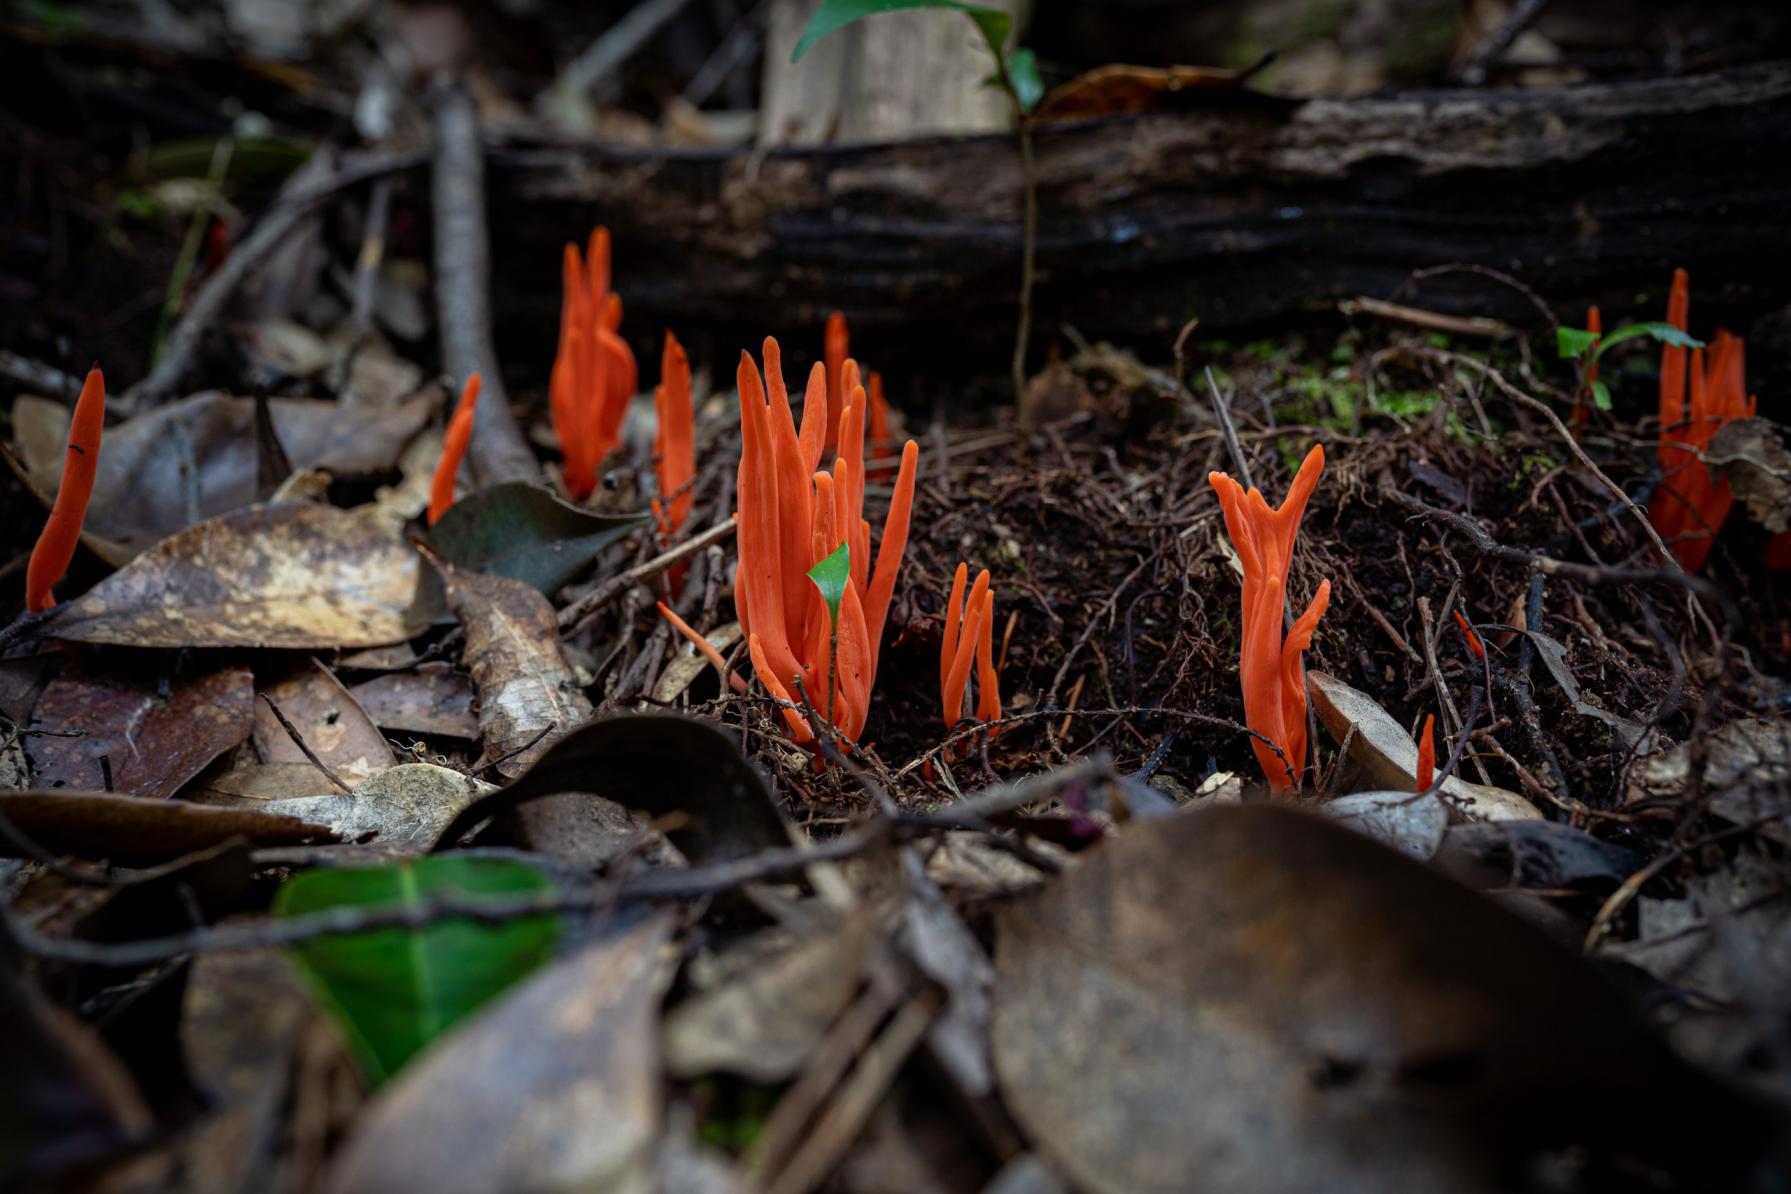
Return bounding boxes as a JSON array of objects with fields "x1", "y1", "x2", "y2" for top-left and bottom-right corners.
[
  {"x1": 559, "y1": 518, "x2": 737, "y2": 632},
  {"x1": 8, "y1": 819, "x2": 907, "y2": 967},
  {"x1": 259, "y1": 695, "x2": 354, "y2": 795}
]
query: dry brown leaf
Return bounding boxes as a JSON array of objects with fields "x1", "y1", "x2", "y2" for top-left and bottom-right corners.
[
  {"x1": 0, "y1": 791, "x2": 335, "y2": 862},
  {"x1": 1308, "y1": 671, "x2": 1539, "y2": 822},
  {"x1": 349, "y1": 663, "x2": 479, "y2": 739},
  {"x1": 47, "y1": 502, "x2": 440, "y2": 649},
  {"x1": 28, "y1": 664, "x2": 254, "y2": 799},
  {"x1": 326, "y1": 915, "x2": 672, "y2": 1194},
  {"x1": 993, "y1": 803, "x2": 1765, "y2": 1193},
  {"x1": 252, "y1": 661, "x2": 394, "y2": 783},
  {"x1": 1707, "y1": 417, "x2": 1791, "y2": 533},
  {"x1": 442, "y1": 560, "x2": 591, "y2": 778},
  {"x1": 1628, "y1": 717, "x2": 1791, "y2": 842}
]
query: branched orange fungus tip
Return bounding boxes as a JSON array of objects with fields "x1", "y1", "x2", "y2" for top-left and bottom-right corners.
[
  {"x1": 428, "y1": 372, "x2": 481, "y2": 527},
  {"x1": 1208, "y1": 444, "x2": 1330, "y2": 788},
  {"x1": 26, "y1": 364, "x2": 105, "y2": 613},
  {"x1": 824, "y1": 311, "x2": 849, "y2": 453},
  {"x1": 1453, "y1": 609, "x2": 1485, "y2": 660},
  {"x1": 1649, "y1": 268, "x2": 1756, "y2": 572},
  {"x1": 551, "y1": 228, "x2": 638, "y2": 500},
  {"x1": 940, "y1": 564, "x2": 1002, "y2": 734},
  {"x1": 662, "y1": 337, "x2": 919, "y2": 743},
  {"x1": 1416, "y1": 713, "x2": 1436, "y2": 792}
]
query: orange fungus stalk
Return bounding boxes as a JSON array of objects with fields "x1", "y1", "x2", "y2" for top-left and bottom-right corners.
[
  {"x1": 654, "y1": 331, "x2": 695, "y2": 537},
  {"x1": 1208, "y1": 444, "x2": 1330, "y2": 787},
  {"x1": 1453, "y1": 609, "x2": 1485, "y2": 660},
  {"x1": 824, "y1": 311, "x2": 848, "y2": 453},
  {"x1": 1416, "y1": 713, "x2": 1436, "y2": 792},
  {"x1": 27, "y1": 365, "x2": 105, "y2": 613},
  {"x1": 428, "y1": 372, "x2": 481, "y2": 526}
]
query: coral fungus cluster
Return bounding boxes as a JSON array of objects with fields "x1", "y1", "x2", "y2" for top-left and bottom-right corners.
[
  {"x1": 663, "y1": 336, "x2": 919, "y2": 744},
  {"x1": 1649, "y1": 269, "x2": 1757, "y2": 572},
  {"x1": 940, "y1": 563, "x2": 1002, "y2": 733},
  {"x1": 1209, "y1": 446, "x2": 1331, "y2": 787},
  {"x1": 551, "y1": 228, "x2": 638, "y2": 500}
]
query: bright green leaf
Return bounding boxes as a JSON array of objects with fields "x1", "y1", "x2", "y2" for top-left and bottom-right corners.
[
  {"x1": 793, "y1": 0, "x2": 1011, "y2": 65},
  {"x1": 1590, "y1": 379, "x2": 1613, "y2": 411},
  {"x1": 807, "y1": 541, "x2": 852, "y2": 632},
  {"x1": 428, "y1": 481, "x2": 646, "y2": 595},
  {"x1": 1006, "y1": 48, "x2": 1044, "y2": 112},
  {"x1": 1590, "y1": 320, "x2": 1704, "y2": 361},
  {"x1": 1555, "y1": 327, "x2": 1599, "y2": 360},
  {"x1": 275, "y1": 856, "x2": 559, "y2": 1084}
]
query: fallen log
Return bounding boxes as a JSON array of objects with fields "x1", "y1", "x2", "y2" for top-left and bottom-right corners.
[{"x1": 488, "y1": 60, "x2": 1791, "y2": 370}]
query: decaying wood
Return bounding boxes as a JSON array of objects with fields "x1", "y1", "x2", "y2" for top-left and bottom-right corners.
[
  {"x1": 490, "y1": 60, "x2": 1791, "y2": 359},
  {"x1": 430, "y1": 76, "x2": 539, "y2": 486}
]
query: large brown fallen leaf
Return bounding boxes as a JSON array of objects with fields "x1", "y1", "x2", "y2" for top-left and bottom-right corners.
[
  {"x1": 0, "y1": 792, "x2": 335, "y2": 862},
  {"x1": 46, "y1": 503, "x2": 440, "y2": 649},
  {"x1": 14, "y1": 392, "x2": 432, "y2": 559},
  {"x1": 252, "y1": 661, "x2": 394, "y2": 783},
  {"x1": 326, "y1": 914, "x2": 672, "y2": 1194},
  {"x1": 28, "y1": 663, "x2": 254, "y2": 799},
  {"x1": 441, "y1": 560, "x2": 591, "y2": 778},
  {"x1": 992, "y1": 803, "x2": 1765, "y2": 1193},
  {"x1": 1308, "y1": 671, "x2": 1539, "y2": 822}
]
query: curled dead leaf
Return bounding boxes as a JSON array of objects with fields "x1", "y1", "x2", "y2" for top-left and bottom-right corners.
[{"x1": 46, "y1": 503, "x2": 441, "y2": 649}]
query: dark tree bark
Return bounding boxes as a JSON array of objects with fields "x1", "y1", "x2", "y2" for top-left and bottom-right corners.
[{"x1": 487, "y1": 60, "x2": 1791, "y2": 374}]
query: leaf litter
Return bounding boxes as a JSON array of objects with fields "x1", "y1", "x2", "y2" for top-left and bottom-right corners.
[{"x1": 3, "y1": 13, "x2": 1789, "y2": 1192}]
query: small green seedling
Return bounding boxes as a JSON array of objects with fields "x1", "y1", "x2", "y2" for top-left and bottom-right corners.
[
  {"x1": 807, "y1": 540, "x2": 852, "y2": 736},
  {"x1": 1557, "y1": 320, "x2": 1702, "y2": 411}
]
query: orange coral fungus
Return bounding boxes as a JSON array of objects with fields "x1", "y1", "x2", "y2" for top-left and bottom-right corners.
[
  {"x1": 940, "y1": 563, "x2": 1002, "y2": 732},
  {"x1": 666, "y1": 337, "x2": 919, "y2": 743},
  {"x1": 551, "y1": 228, "x2": 639, "y2": 500},
  {"x1": 823, "y1": 311, "x2": 848, "y2": 453},
  {"x1": 1416, "y1": 713, "x2": 1435, "y2": 792},
  {"x1": 1650, "y1": 270, "x2": 1756, "y2": 571},
  {"x1": 27, "y1": 364, "x2": 105, "y2": 612},
  {"x1": 1208, "y1": 445, "x2": 1330, "y2": 787},
  {"x1": 1453, "y1": 609, "x2": 1485, "y2": 660},
  {"x1": 1574, "y1": 305, "x2": 1602, "y2": 427},
  {"x1": 653, "y1": 332, "x2": 695, "y2": 537},
  {"x1": 428, "y1": 372, "x2": 481, "y2": 526}
]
